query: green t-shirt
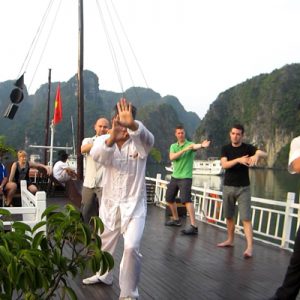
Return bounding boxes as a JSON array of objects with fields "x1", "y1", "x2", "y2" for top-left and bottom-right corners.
[{"x1": 170, "y1": 140, "x2": 195, "y2": 179}]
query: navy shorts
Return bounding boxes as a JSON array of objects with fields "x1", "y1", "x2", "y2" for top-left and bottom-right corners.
[{"x1": 165, "y1": 177, "x2": 192, "y2": 203}]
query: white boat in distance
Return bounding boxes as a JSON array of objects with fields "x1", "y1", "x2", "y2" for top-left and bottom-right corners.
[{"x1": 165, "y1": 158, "x2": 224, "y2": 176}]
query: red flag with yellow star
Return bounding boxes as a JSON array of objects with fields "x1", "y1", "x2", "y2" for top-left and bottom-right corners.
[{"x1": 53, "y1": 83, "x2": 62, "y2": 125}]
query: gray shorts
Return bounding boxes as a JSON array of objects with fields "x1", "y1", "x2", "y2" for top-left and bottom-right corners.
[
  {"x1": 165, "y1": 177, "x2": 192, "y2": 203},
  {"x1": 222, "y1": 185, "x2": 251, "y2": 221}
]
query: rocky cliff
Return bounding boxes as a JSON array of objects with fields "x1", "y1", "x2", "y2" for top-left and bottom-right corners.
[
  {"x1": 0, "y1": 70, "x2": 200, "y2": 163},
  {"x1": 194, "y1": 63, "x2": 300, "y2": 168}
]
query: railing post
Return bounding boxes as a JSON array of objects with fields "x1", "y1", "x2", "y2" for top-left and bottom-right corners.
[
  {"x1": 281, "y1": 192, "x2": 295, "y2": 248},
  {"x1": 155, "y1": 173, "x2": 162, "y2": 203},
  {"x1": 201, "y1": 182, "x2": 209, "y2": 221},
  {"x1": 35, "y1": 191, "x2": 47, "y2": 232},
  {"x1": 20, "y1": 180, "x2": 27, "y2": 206}
]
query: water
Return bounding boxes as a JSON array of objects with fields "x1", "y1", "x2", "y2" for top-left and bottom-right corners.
[{"x1": 146, "y1": 163, "x2": 300, "y2": 202}]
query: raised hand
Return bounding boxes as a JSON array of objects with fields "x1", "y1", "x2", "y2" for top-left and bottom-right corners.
[
  {"x1": 201, "y1": 140, "x2": 211, "y2": 148},
  {"x1": 117, "y1": 98, "x2": 137, "y2": 130},
  {"x1": 105, "y1": 98, "x2": 138, "y2": 147},
  {"x1": 110, "y1": 116, "x2": 129, "y2": 143}
]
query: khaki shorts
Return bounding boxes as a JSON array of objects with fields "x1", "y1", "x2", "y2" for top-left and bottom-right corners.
[{"x1": 222, "y1": 185, "x2": 251, "y2": 221}]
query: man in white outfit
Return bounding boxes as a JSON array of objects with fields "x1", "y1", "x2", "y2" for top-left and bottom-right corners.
[
  {"x1": 80, "y1": 117, "x2": 109, "y2": 224},
  {"x1": 82, "y1": 98, "x2": 154, "y2": 300},
  {"x1": 269, "y1": 136, "x2": 300, "y2": 300},
  {"x1": 52, "y1": 150, "x2": 77, "y2": 185}
]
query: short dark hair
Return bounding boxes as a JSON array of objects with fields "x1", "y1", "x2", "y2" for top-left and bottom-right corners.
[
  {"x1": 175, "y1": 124, "x2": 185, "y2": 131},
  {"x1": 57, "y1": 150, "x2": 68, "y2": 161},
  {"x1": 113, "y1": 104, "x2": 137, "y2": 119},
  {"x1": 231, "y1": 124, "x2": 244, "y2": 134}
]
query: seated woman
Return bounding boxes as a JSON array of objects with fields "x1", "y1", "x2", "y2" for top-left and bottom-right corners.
[
  {"x1": 52, "y1": 150, "x2": 77, "y2": 186},
  {"x1": 5, "y1": 150, "x2": 50, "y2": 207},
  {"x1": 0, "y1": 160, "x2": 8, "y2": 204}
]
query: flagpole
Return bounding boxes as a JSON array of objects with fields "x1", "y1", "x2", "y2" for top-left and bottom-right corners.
[
  {"x1": 49, "y1": 121, "x2": 55, "y2": 167},
  {"x1": 44, "y1": 68, "x2": 51, "y2": 165}
]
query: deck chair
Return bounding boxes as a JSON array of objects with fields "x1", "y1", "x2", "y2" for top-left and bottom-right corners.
[
  {"x1": 47, "y1": 174, "x2": 66, "y2": 196},
  {"x1": 65, "y1": 179, "x2": 83, "y2": 209}
]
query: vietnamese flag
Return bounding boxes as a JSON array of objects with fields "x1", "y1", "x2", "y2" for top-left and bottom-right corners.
[{"x1": 53, "y1": 83, "x2": 62, "y2": 125}]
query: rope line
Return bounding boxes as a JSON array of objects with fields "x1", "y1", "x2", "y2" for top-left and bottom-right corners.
[
  {"x1": 28, "y1": 0, "x2": 63, "y2": 91},
  {"x1": 109, "y1": 0, "x2": 149, "y2": 88},
  {"x1": 103, "y1": 0, "x2": 136, "y2": 91},
  {"x1": 95, "y1": 0, "x2": 124, "y2": 93},
  {"x1": 17, "y1": 0, "x2": 149, "y2": 100},
  {"x1": 95, "y1": 0, "x2": 150, "y2": 101},
  {"x1": 18, "y1": 0, "x2": 55, "y2": 79}
]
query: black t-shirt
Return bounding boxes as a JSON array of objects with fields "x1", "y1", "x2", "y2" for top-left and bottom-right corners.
[
  {"x1": 221, "y1": 143, "x2": 257, "y2": 187},
  {"x1": 15, "y1": 161, "x2": 31, "y2": 186}
]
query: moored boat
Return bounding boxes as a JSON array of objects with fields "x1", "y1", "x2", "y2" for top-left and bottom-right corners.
[{"x1": 165, "y1": 157, "x2": 223, "y2": 176}]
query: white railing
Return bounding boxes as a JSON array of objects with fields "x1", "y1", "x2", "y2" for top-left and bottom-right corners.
[
  {"x1": 3, "y1": 180, "x2": 46, "y2": 231},
  {"x1": 146, "y1": 174, "x2": 300, "y2": 251}
]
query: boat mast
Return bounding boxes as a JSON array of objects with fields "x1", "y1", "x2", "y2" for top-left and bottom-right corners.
[
  {"x1": 43, "y1": 68, "x2": 51, "y2": 165},
  {"x1": 77, "y1": 0, "x2": 84, "y2": 180}
]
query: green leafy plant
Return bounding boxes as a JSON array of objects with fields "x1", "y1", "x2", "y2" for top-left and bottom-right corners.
[
  {"x1": 0, "y1": 135, "x2": 16, "y2": 159},
  {"x1": 150, "y1": 147, "x2": 162, "y2": 163},
  {"x1": 0, "y1": 204, "x2": 114, "y2": 300}
]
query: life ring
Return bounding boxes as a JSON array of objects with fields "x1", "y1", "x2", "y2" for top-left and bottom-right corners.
[{"x1": 208, "y1": 193, "x2": 221, "y2": 221}]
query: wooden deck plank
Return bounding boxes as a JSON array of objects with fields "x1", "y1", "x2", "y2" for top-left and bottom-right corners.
[{"x1": 50, "y1": 203, "x2": 299, "y2": 300}]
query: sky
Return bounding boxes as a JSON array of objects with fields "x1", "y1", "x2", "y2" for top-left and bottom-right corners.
[{"x1": 1, "y1": 0, "x2": 300, "y2": 118}]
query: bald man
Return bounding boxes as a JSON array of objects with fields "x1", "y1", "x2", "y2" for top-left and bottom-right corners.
[{"x1": 80, "y1": 117, "x2": 109, "y2": 224}]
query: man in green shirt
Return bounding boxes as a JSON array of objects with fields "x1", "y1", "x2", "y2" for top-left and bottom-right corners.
[{"x1": 165, "y1": 125, "x2": 210, "y2": 235}]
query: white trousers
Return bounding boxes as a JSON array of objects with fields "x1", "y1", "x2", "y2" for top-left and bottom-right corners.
[{"x1": 97, "y1": 213, "x2": 145, "y2": 298}]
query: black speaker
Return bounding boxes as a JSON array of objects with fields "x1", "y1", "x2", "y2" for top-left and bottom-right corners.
[
  {"x1": 10, "y1": 88, "x2": 24, "y2": 104},
  {"x1": 4, "y1": 103, "x2": 18, "y2": 119}
]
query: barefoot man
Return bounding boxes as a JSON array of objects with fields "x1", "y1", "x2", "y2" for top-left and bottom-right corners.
[{"x1": 217, "y1": 124, "x2": 267, "y2": 258}]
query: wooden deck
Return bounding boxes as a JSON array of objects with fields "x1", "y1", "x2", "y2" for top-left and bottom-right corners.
[{"x1": 47, "y1": 197, "x2": 299, "y2": 300}]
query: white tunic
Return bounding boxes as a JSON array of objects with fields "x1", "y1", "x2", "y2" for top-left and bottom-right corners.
[
  {"x1": 82, "y1": 136, "x2": 103, "y2": 188},
  {"x1": 90, "y1": 121, "x2": 154, "y2": 232},
  {"x1": 288, "y1": 136, "x2": 300, "y2": 174}
]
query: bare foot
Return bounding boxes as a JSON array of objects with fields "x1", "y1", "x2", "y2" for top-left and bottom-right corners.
[
  {"x1": 217, "y1": 240, "x2": 234, "y2": 247},
  {"x1": 243, "y1": 249, "x2": 253, "y2": 259}
]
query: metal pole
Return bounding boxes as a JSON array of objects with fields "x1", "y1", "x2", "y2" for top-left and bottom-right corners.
[
  {"x1": 49, "y1": 122, "x2": 55, "y2": 167},
  {"x1": 77, "y1": 0, "x2": 84, "y2": 180},
  {"x1": 44, "y1": 69, "x2": 51, "y2": 164},
  {"x1": 71, "y1": 116, "x2": 76, "y2": 156}
]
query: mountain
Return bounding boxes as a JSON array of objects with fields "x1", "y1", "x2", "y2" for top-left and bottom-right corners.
[
  {"x1": 194, "y1": 63, "x2": 300, "y2": 168},
  {"x1": 0, "y1": 70, "x2": 200, "y2": 163},
  {"x1": 3, "y1": 64, "x2": 300, "y2": 169}
]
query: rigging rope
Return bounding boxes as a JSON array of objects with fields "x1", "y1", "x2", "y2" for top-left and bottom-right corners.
[
  {"x1": 17, "y1": 0, "x2": 149, "y2": 100},
  {"x1": 103, "y1": 0, "x2": 136, "y2": 91},
  {"x1": 109, "y1": 0, "x2": 149, "y2": 89},
  {"x1": 18, "y1": 0, "x2": 55, "y2": 80},
  {"x1": 95, "y1": 0, "x2": 149, "y2": 99},
  {"x1": 28, "y1": 0, "x2": 63, "y2": 91},
  {"x1": 95, "y1": 0, "x2": 125, "y2": 93}
]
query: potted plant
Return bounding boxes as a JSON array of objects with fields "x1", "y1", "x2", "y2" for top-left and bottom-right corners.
[{"x1": 0, "y1": 204, "x2": 114, "y2": 299}]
